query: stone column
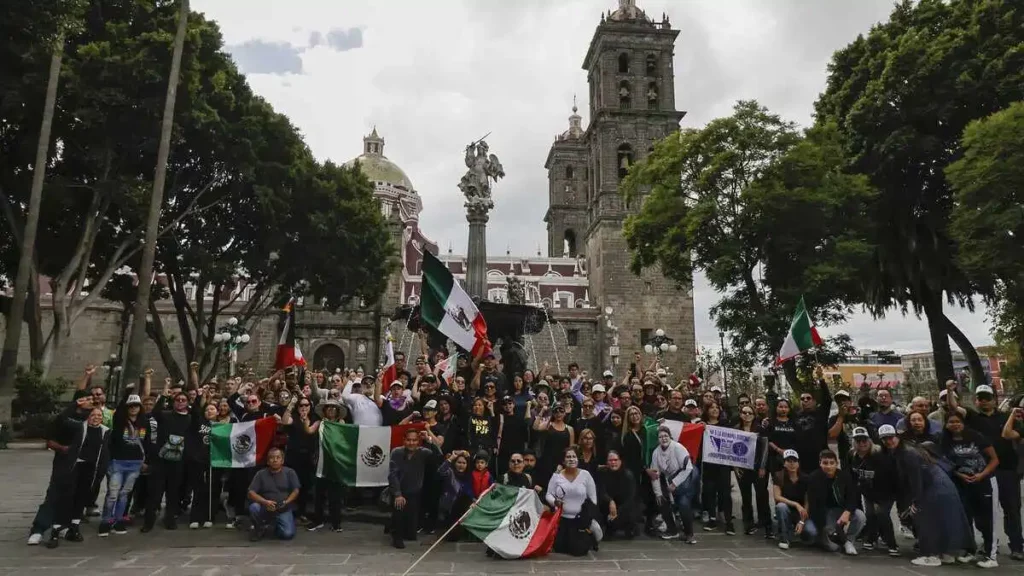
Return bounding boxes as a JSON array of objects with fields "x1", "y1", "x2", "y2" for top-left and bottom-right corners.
[{"x1": 465, "y1": 204, "x2": 489, "y2": 299}]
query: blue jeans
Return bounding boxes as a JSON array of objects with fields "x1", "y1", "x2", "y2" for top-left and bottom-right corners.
[
  {"x1": 248, "y1": 501, "x2": 296, "y2": 540},
  {"x1": 661, "y1": 467, "x2": 700, "y2": 536},
  {"x1": 103, "y1": 460, "x2": 143, "y2": 524},
  {"x1": 775, "y1": 503, "x2": 818, "y2": 544}
]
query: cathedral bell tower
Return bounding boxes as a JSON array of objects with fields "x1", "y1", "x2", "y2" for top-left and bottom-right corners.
[{"x1": 582, "y1": 0, "x2": 696, "y2": 375}]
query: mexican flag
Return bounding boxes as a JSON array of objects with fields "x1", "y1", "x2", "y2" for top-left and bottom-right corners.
[
  {"x1": 381, "y1": 330, "x2": 397, "y2": 389},
  {"x1": 462, "y1": 484, "x2": 561, "y2": 559},
  {"x1": 210, "y1": 418, "x2": 277, "y2": 468},
  {"x1": 276, "y1": 298, "x2": 307, "y2": 370},
  {"x1": 316, "y1": 421, "x2": 425, "y2": 487},
  {"x1": 420, "y1": 251, "x2": 491, "y2": 357},
  {"x1": 777, "y1": 296, "x2": 823, "y2": 364},
  {"x1": 645, "y1": 420, "x2": 705, "y2": 464}
]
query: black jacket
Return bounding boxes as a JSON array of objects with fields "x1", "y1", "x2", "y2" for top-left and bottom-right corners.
[
  {"x1": 807, "y1": 468, "x2": 859, "y2": 530},
  {"x1": 51, "y1": 404, "x2": 111, "y2": 491}
]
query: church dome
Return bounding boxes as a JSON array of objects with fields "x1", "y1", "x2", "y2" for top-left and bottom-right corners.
[
  {"x1": 608, "y1": 0, "x2": 652, "y2": 23},
  {"x1": 344, "y1": 127, "x2": 415, "y2": 191}
]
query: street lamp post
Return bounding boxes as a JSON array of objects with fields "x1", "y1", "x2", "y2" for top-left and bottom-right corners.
[
  {"x1": 644, "y1": 328, "x2": 679, "y2": 371},
  {"x1": 102, "y1": 353, "x2": 122, "y2": 396},
  {"x1": 213, "y1": 316, "x2": 250, "y2": 377}
]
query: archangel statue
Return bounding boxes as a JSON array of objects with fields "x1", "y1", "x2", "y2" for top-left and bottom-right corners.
[{"x1": 459, "y1": 139, "x2": 505, "y2": 210}]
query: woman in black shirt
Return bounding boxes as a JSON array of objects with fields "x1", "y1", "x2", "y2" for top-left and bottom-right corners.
[
  {"x1": 185, "y1": 390, "x2": 219, "y2": 529},
  {"x1": 282, "y1": 396, "x2": 319, "y2": 524},
  {"x1": 764, "y1": 399, "x2": 797, "y2": 474},
  {"x1": 465, "y1": 398, "x2": 497, "y2": 455},
  {"x1": 941, "y1": 412, "x2": 999, "y2": 565},
  {"x1": 599, "y1": 450, "x2": 638, "y2": 539}
]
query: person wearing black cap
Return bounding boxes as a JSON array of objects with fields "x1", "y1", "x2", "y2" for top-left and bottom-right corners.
[
  {"x1": 828, "y1": 389, "x2": 871, "y2": 466},
  {"x1": 962, "y1": 383, "x2": 1023, "y2": 560},
  {"x1": 495, "y1": 395, "x2": 529, "y2": 477},
  {"x1": 478, "y1": 351, "x2": 508, "y2": 397},
  {"x1": 794, "y1": 367, "x2": 833, "y2": 474},
  {"x1": 848, "y1": 426, "x2": 899, "y2": 556}
]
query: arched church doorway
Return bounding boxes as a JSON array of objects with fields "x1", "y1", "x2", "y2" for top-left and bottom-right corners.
[{"x1": 313, "y1": 343, "x2": 345, "y2": 373}]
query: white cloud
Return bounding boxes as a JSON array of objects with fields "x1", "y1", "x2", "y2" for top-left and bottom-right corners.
[{"x1": 192, "y1": 0, "x2": 993, "y2": 354}]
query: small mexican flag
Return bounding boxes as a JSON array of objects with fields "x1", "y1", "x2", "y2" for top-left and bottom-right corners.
[
  {"x1": 777, "y1": 296, "x2": 823, "y2": 364},
  {"x1": 316, "y1": 421, "x2": 425, "y2": 487},
  {"x1": 462, "y1": 484, "x2": 561, "y2": 559},
  {"x1": 210, "y1": 417, "x2": 277, "y2": 468},
  {"x1": 381, "y1": 329, "x2": 397, "y2": 389},
  {"x1": 646, "y1": 420, "x2": 705, "y2": 463},
  {"x1": 420, "y1": 251, "x2": 491, "y2": 357}
]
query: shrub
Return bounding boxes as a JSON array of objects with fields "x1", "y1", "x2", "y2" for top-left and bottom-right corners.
[{"x1": 12, "y1": 366, "x2": 71, "y2": 417}]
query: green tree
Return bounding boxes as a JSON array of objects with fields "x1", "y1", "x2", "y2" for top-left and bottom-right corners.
[
  {"x1": 814, "y1": 0, "x2": 1024, "y2": 387},
  {"x1": 948, "y1": 101, "x2": 1024, "y2": 381},
  {"x1": 622, "y1": 101, "x2": 874, "y2": 375}
]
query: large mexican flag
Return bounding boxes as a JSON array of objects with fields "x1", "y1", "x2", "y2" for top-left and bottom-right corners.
[
  {"x1": 645, "y1": 420, "x2": 705, "y2": 463},
  {"x1": 210, "y1": 417, "x2": 277, "y2": 468},
  {"x1": 420, "y1": 251, "x2": 490, "y2": 357},
  {"x1": 777, "y1": 296, "x2": 823, "y2": 364},
  {"x1": 462, "y1": 484, "x2": 561, "y2": 559},
  {"x1": 316, "y1": 421, "x2": 425, "y2": 487}
]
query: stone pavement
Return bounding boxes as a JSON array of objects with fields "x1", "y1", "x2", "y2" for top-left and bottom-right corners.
[{"x1": 1, "y1": 450, "x2": 1019, "y2": 575}]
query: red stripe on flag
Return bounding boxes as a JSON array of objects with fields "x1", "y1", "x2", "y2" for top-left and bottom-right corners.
[
  {"x1": 810, "y1": 326, "x2": 824, "y2": 347},
  {"x1": 522, "y1": 506, "x2": 561, "y2": 558},
  {"x1": 390, "y1": 422, "x2": 427, "y2": 448},
  {"x1": 680, "y1": 422, "x2": 705, "y2": 461},
  {"x1": 253, "y1": 417, "x2": 278, "y2": 466},
  {"x1": 469, "y1": 314, "x2": 491, "y2": 357}
]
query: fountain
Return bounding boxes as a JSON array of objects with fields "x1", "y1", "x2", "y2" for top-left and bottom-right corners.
[{"x1": 390, "y1": 136, "x2": 555, "y2": 383}]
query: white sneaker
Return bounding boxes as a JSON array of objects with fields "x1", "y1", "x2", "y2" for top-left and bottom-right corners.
[
  {"x1": 976, "y1": 557, "x2": 998, "y2": 569},
  {"x1": 940, "y1": 554, "x2": 955, "y2": 564},
  {"x1": 202, "y1": 521, "x2": 213, "y2": 529},
  {"x1": 225, "y1": 521, "x2": 236, "y2": 529},
  {"x1": 956, "y1": 554, "x2": 975, "y2": 564},
  {"x1": 911, "y1": 556, "x2": 941, "y2": 567},
  {"x1": 778, "y1": 541, "x2": 790, "y2": 550},
  {"x1": 27, "y1": 533, "x2": 42, "y2": 546},
  {"x1": 843, "y1": 542, "x2": 858, "y2": 555},
  {"x1": 188, "y1": 522, "x2": 199, "y2": 530}
]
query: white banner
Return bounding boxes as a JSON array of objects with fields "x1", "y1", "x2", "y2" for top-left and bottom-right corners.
[{"x1": 701, "y1": 425, "x2": 758, "y2": 469}]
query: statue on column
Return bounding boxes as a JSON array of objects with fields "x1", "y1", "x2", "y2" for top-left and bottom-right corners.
[{"x1": 459, "y1": 139, "x2": 505, "y2": 211}]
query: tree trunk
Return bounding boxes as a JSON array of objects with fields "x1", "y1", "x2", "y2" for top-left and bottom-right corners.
[
  {"x1": 0, "y1": 38, "x2": 64, "y2": 427},
  {"x1": 922, "y1": 292, "x2": 954, "y2": 388},
  {"x1": 122, "y1": 0, "x2": 189, "y2": 379},
  {"x1": 944, "y1": 314, "x2": 988, "y2": 391},
  {"x1": 26, "y1": 274, "x2": 43, "y2": 371}
]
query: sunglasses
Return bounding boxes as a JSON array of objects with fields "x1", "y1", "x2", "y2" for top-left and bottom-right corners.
[
  {"x1": 298, "y1": 403, "x2": 311, "y2": 407},
  {"x1": 800, "y1": 396, "x2": 813, "y2": 401},
  {"x1": 741, "y1": 411, "x2": 754, "y2": 416},
  {"x1": 247, "y1": 400, "x2": 260, "y2": 405}
]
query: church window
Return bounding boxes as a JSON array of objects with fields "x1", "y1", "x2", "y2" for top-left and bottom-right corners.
[
  {"x1": 563, "y1": 229, "x2": 577, "y2": 257},
  {"x1": 647, "y1": 82, "x2": 659, "y2": 110},
  {"x1": 618, "y1": 52, "x2": 630, "y2": 73},
  {"x1": 565, "y1": 165, "x2": 574, "y2": 179},
  {"x1": 617, "y1": 143, "x2": 634, "y2": 180},
  {"x1": 646, "y1": 54, "x2": 658, "y2": 76},
  {"x1": 567, "y1": 329, "x2": 579, "y2": 347},
  {"x1": 618, "y1": 81, "x2": 631, "y2": 110}
]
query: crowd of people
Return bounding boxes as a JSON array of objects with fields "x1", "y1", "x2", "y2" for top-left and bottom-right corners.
[{"x1": 23, "y1": 347, "x2": 1024, "y2": 569}]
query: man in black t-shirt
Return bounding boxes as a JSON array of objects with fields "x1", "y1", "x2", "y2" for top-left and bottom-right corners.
[
  {"x1": 963, "y1": 384, "x2": 1022, "y2": 559},
  {"x1": 659, "y1": 390, "x2": 689, "y2": 422}
]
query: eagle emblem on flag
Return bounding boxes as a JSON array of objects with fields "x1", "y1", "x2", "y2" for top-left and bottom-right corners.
[
  {"x1": 232, "y1": 434, "x2": 253, "y2": 455},
  {"x1": 508, "y1": 510, "x2": 532, "y2": 539},
  {"x1": 446, "y1": 305, "x2": 472, "y2": 331}
]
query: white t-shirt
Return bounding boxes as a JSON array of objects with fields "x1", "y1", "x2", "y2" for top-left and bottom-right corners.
[{"x1": 341, "y1": 382, "x2": 382, "y2": 426}]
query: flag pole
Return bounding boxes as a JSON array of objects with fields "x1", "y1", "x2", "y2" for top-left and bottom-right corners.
[{"x1": 399, "y1": 484, "x2": 496, "y2": 576}]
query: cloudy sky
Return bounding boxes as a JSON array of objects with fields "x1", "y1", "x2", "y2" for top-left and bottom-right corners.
[{"x1": 192, "y1": 0, "x2": 992, "y2": 354}]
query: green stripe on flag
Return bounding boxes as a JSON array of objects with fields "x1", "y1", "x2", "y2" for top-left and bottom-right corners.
[
  {"x1": 421, "y1": 251, "x2": 454, "y2": 327},
  {"x1": 209, "y1": 423, "x2": 234, "y2": 468},
  {"x1": 462, "y1": 484, "x2": 520, "y2": 535},
  {"x1": 791, "y1": 297, "x2": 816, "y2": 350},
  {"x1": 319, "y1": 420, "x2": 360, "y2": 486}
]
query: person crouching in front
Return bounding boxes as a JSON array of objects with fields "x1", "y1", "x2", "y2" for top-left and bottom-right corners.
[{"x1": 247, "y1": 447, "x2": 300, "y2": 541}]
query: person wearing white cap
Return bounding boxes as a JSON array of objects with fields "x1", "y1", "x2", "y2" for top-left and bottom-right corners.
[
  {"x1": 772, "y1": 449, "x2": 814, "y2": 549},
  {"x1": 100, "y1": 377, "x2": 153, "y2": 537},
  {"x1": 848, "y1": 426, "x2": 899, "y2": 556},
  {"x1": 880, "y1": 424, "x2": 974, "y2": 567},
  {"x1": 964, "y1": 382, "x2": 1024, "y2": 560}
]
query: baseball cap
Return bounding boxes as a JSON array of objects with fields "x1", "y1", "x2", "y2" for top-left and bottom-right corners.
[
  {"x1": 656, "y1": 368, "x2": 667, "y2": 376},
  {"x1": 501, "y1": 395, "x2": 514, "y2": 403},
  {"x1": 602, "y1": 370, "x2": 614, "y2": 378},
  {"x1": 684, "y1": 398, "x2": 698, "y2": 407},
  {"x1": 484, "y1": 351, "x2": 496, "y2": 359},
  {"x1": 877, "y1": 424, "x2": 897, "y2": 438},
  {"x1": 851, "y1": 426, "x2": 870, "y2": 439},
  {"x1": 423, "y1": 400, "x2": 438, "y2": 410},
  {"x1": 126, "y1": 394, "x2": 143, "y2": 407},
  {"x1": 938, "y1": 388, "x2": 958, "y2": 399},
  {"x1": 389, "y1": 380, "x2": 405, "y2": 388},
  {"x1": 711, "y1": 385, "x2": 723, "y2": 393},
  {"x1": 592, "y1": 384, "x2": 606, "y2": 393},
  {"x1": 782, "y1": 449, "x2": 800, "y2": 461},
  {"x1": 976, "y1": 384, "x2": 995, "y2": 396},
  {"x1": 834, "y1": 389, "x2": 851, "y2": 399}
]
